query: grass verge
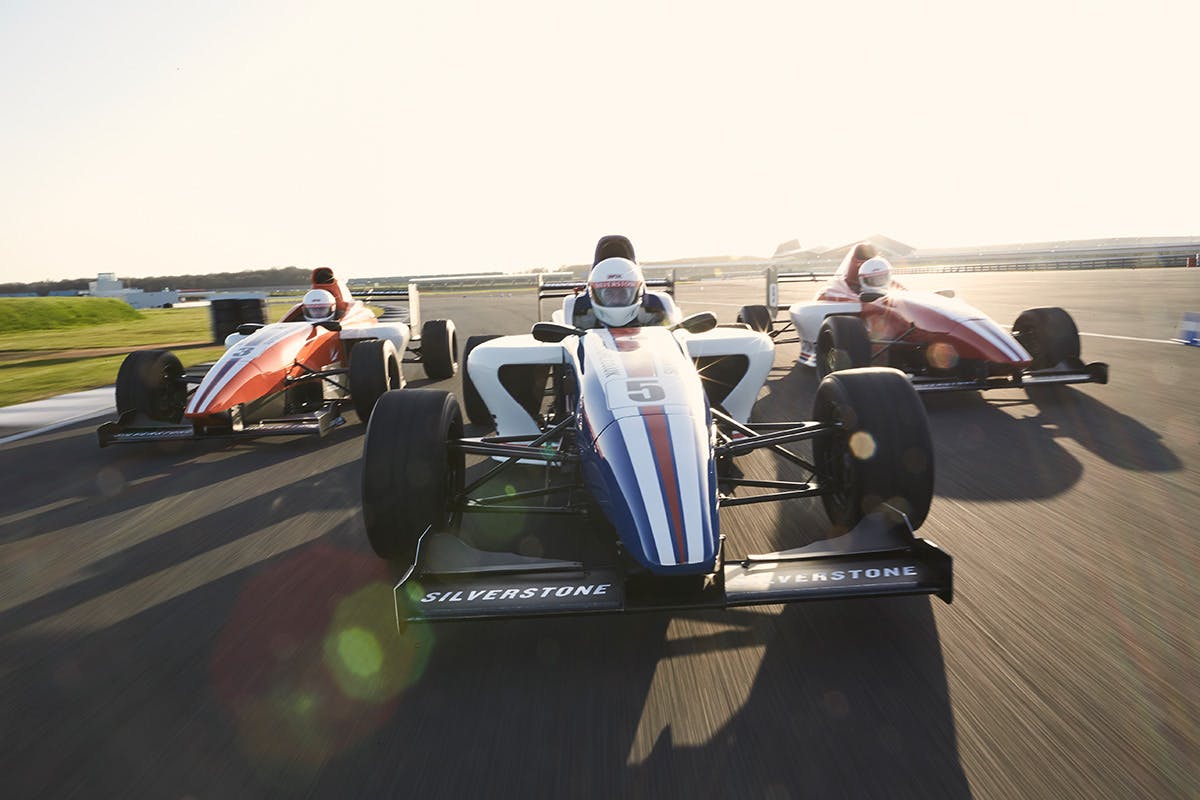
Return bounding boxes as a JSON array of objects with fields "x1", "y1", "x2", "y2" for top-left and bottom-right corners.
[
  {"x1": 0, "y1": 299, "x2": 386, "y2": 408},
  {"x1": 2, "y1": 346, "x2": 229, "y2": 407},
  {"x1": 0, "y1": 297, "x2": 142, "y2": 333}
]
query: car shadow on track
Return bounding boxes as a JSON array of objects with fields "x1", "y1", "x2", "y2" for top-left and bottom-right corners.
[
  {"x1": 757, "y1": 362, "x2": 1180, "y2": 503},
  {"x1": 921, "y1": 387, "x2": 1181, "y2": 501},
  {"x1": 0, "y1": 421, "x2": 367, "y2": 638},
  {"x1": 301, "y1": 596, "x2": 968, "y2": 798}
]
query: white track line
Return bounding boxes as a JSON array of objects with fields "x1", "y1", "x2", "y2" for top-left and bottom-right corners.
[
  {"x1": 0, "y1": 406, "x2": 114, "y2": 447},
  {"x1": 1078, "y1": 332, "x2": 1179, "y2": 345}
]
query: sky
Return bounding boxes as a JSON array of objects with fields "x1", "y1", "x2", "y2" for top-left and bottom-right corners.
[{"x1": 2, "y1": 0, "x2": 1198, "y2": 282}]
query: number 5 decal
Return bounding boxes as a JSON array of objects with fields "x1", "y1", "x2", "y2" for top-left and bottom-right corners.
[{"x1": 627, "y1": 379, "x2": 665, "y2": 403}]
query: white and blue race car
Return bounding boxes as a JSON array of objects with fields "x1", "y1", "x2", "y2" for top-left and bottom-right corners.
[{"x1": 361, "y1": 268, "x2": 952, "y2": 624}]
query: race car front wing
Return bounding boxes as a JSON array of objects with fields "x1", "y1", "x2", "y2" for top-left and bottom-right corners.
[
  {"x1": 910, "y1": 357, "x2": 1109, "y2": 393},
  {"x1": 96, "y1": 404, "x2": 346, "y2": 447},
  {"x1": 393, "y1": 512, "x2": 952, "y2": 625}
]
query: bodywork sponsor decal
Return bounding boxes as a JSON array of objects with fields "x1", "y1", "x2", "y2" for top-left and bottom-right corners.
[
  {"x1": 724, "y1": 559, "x2": 926, "y2": 601},
  {"x1": 399, "y1": 572, "x2": 625, "y2": 619},
  {"x1": 418, "y1": 582, "x2": 614, "y2": 604}
]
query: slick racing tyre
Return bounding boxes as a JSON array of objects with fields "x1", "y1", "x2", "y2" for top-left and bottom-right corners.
[
  {"x1": 1012, "y1": 307, "x2": 1080, "y2": 370},
  {"x1": 816, "y1": 315, "x2": 872, "y2": 378},
  {"x1": 362, "y1": 389, "x2": 464, "y2": 561},
  {"x1": 736, "y1": 305, "x2": 773, "y2": 333},
  {"x1": 461, "y1": 334, "x2": 499, "y2": 426},
  {"x1": 349, "y1": 339, "x2": 402, "y2": 424},
  {"x1": 420, "y1": 319, "x2": 458, "y2": 380},
  {"x1": 115, "y1": 349, "x2": 187, "y2": 422},
  {"x1": 813, "y1": 367, "x2": 933, "y2": 532}
]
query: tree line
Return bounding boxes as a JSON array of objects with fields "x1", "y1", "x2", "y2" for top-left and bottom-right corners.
[{"x1": 0, "y1": 267, "x2": 314, "y2": 296}]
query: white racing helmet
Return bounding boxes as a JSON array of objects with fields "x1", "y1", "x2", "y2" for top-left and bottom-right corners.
[
  {"x1": 302, "y1": 288, "x2": 336, "y2": 321},
  {"x1": 858, "y1": 257, "x2": 892, "y2": 291},
  {"x1": 588, "y1": 257, "x2": 645, "y2": 327}
]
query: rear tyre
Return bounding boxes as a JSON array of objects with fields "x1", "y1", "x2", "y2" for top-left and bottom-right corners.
[
  {"x1": 349, "y1": 339, "x2": 401, "y2": 424},
  {"x1": 420, "y1": 319, "x2": 458, "y2": 380},
  {"x1": 115, "y1": 350, "x2": 187, "y2": 422},
  {"x1": 816, "y1": 315, "x2": 872, "y2": 378},
  {"x1": 1012, "y1": 307, "x2": 1080, "y2": 370},
  {"x1": 813, "y1": 367, "x2": 933, "y2": 532},
  {"x1": 736, "y1": 305, "x2": 773, "y2": 333},
  {"x1": 461, "y1": 334, "x2": 499, "y2": 426},
  {"x1": 362, "y1": 389, "x2": 464, "y2": 561}
]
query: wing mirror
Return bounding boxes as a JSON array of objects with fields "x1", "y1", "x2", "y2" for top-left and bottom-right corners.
[
  {"x1": 935, "y1": 288, "x2": 956, "y2": 298},
  {"x1": 673, "y1": 312, "x2": 718, "y2": 334},
  {"x1": 531, "y1": 321, "x2": 584, "y2": 343},
  {"x1": 319, "y1": 320, "x2": 342, "y2": 331},
  {"x1": 236, "y1": 323, "x2": 265, "y2": 336}
]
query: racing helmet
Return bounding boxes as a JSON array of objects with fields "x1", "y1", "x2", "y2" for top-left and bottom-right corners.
[
  {"x1": 858, "y1": 257, "x2": 892, "y2": 291},
  {"x1": 302, "y1": 288, "x2": 336, "y2": 321},
  {"x1": 587, "y1": 257, "x2": 645, "y2": 327}
]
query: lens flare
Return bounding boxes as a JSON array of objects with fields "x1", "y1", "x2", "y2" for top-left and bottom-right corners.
[
  {"x1": 335, "y1": 627, "x2": 383, "y2": 678},
  {"x1": 211, "y1": 543, "x2": 434, "y2": 783},
  {"x1": 926, "y1": 342, "x2": 959, "y2": 370},
  {"x1": 324, "y1": 582, "x2": 433, "y2": 703},
  {"x1": 849, "y1": 431, "x2": 877, "y2": 460}
]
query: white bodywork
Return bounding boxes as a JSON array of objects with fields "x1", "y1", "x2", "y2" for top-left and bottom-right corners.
[
  {"x1": 222, "y1": 321, "x2": 411, "y2": 355},
  {"x1": 787, "y1": 301, "x2": 862, "y2": 367},
  {"x1": 338, "y1": 322, "x2": 411, "y2": 355},
  {"x1": 467, "y1": 326, "x2": 774, "y2": 437}
]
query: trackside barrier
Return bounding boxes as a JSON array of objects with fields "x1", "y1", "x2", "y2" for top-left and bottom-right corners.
[
  {"x1": 353, "y1": 283, "x2": 421, "y2": 328},
  {"x1": 1175, "y1": 312, "x2": 1200, "y2": 346},
  {"x1": 765, "y1": 268, "x2": 836, "y2": 312}
]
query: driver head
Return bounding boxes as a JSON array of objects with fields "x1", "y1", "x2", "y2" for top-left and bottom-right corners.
[
  {"x1": 587, "y1": 257, "x2": 645, "y2": 327},
  {"x1": 858, "y1": 257, "x2": 892, "y2": 290},
  {"x1": 302, "y1": 288, "x2": 336, "y2": 321}
]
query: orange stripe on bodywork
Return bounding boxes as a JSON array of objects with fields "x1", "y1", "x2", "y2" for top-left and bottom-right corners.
[{"x1": 640, "y1": 407, "x2": 686, "y2": 563}]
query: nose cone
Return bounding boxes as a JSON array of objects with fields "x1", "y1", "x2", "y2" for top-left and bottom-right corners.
[
  {"x1": 185, "y1": 358, "x2": 273, "y2": 418},
  {"x1": 592, "y1": 410, "x2": 717, "y2": 574},
  {"x1": 950, "y1": 318, "x2": 1031, "y2": 365}
]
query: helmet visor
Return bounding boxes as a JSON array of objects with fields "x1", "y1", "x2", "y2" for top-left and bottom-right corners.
[
  {"x1": 591, "y1": 281, "x2": 640, "y2": 308},
  {"x1": 861, "y1": 272, "x2": 889, "y2": 289}
]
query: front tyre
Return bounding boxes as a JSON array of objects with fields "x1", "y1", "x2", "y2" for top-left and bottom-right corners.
[
  {"x1": 349, "y1": 339, "x2": 402, "y2": 424},
  {"x1": 813, "y1": 367, "x2": 933, "y2": 532},
  {"x1": 1012, "y1": 307, "x2": 1080, "y2": 370},
  {"x1": 736, "y1": 305, "x2": 773, "y2": 333},
  {"x1": 420, "y1": 319, "x2": 458, "y2": 380},
  {"x1": 115, "y1": 349, "x2": 187, "y2": 422},
  {"x1": 461, "y1": 334, "x2": 499, "y2": 426},
  {"x1": 362, "y1": 389, "x2": 464, "y2": 561},
  {"x1": 816, "y1": 315, "x2": 871, "y2": 378}
]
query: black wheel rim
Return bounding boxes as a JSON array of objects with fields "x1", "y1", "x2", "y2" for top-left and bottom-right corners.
[{"x1": 817, "y1": 403, "x2": 858, "y2": 524}]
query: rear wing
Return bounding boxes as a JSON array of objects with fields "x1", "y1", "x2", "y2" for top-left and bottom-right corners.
[
  {"x1": 351, "y1": 283, "x2": 422, "y2": 329},
  {"x1": 764, "y1": 267, "x2": 836, "y2": 312},
  {"x1": 536, "y1": 271, "x2": 677, "y2": 319}
]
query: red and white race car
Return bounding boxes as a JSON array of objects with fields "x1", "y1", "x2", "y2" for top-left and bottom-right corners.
[
  {"x1": 737, "y1": 244, "x2": 1109, "y2": 392},
  {"x1": 97, "y1": 268, "x2": 458, "y2": 446}
]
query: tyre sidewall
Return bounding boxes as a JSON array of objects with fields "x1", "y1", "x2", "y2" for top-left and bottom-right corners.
[{"x1": 812, "y1": 368, "x2": 933, "y2": 531}]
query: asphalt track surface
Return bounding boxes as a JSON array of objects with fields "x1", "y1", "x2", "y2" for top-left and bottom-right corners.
[{"x1": 2, "y1": 269, "x2": 1198, "y2": 798}]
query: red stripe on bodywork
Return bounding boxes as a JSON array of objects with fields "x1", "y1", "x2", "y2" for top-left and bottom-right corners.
[{"x1": 640, "y1": 407, "x2": 686, "y2": 563}]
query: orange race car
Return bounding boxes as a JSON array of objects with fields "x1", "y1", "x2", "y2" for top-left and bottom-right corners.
[{"x1": 97, "y1": 268, "x2": 457, "y2": 446}]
